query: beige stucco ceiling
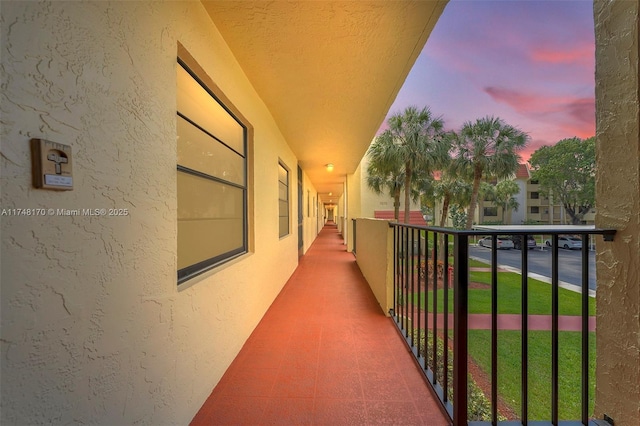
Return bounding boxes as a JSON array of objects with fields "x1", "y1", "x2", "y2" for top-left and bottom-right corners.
[{"x1": 202, "y1": 0, "x2": 447, "y2": 204}]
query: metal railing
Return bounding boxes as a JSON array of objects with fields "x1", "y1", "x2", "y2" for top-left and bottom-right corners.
[{"x1": 388, "y1": 223, "x2": 615, "y2": 425}]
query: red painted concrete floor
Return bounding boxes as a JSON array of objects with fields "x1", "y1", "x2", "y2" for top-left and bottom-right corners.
[{"x1": 191, "y1": 223, "x2": 450, "y2": 425}]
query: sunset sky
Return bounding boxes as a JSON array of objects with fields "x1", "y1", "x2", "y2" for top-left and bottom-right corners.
[{"x1": 380, "y1": 0, "x2": 596, "y2": 161}]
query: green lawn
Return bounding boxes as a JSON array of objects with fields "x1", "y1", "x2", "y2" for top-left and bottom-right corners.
[
  {"x1": 401, "y1": 253, "x2": 596, "y2": 421},
  {"x1": 469, "y1": 258, "x2": 490, "y2": 268},
  {"x1": 411, "y1": 271, "x2": 595, "y2": 316},
  {"x1": 468, "y1": 329, "x2": 595, "y2": 420}
]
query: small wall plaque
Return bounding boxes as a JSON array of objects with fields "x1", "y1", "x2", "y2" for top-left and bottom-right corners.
[{"x1": 30, "y1": 139, "x2": 73, "y2": 190}]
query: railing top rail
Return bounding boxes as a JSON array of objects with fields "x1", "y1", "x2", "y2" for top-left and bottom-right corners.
[{"x1": 387, "y1": 222, "x2": 616, "y2": 240}]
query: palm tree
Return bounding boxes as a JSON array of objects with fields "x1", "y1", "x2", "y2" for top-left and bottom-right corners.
[
  {"x1": 365, "y1": 135, "x2": 404, "y2": 220},
  {"x1": 380, "y1": 106, "x2": 447, "y2": 223},
  {"x1": 453, "y1": 116, "x2": 529, "y2": 229},
  {"x1": 494, "y1": 179, "x2": 520, "y2": 223},
  {"x1": 432, "y1": 170, "x2": 472, "y2": 228}
]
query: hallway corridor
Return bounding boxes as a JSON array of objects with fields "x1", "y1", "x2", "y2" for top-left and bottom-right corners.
[{"x1": 191, "y1": 223, "x2": 450, "y2": 425}]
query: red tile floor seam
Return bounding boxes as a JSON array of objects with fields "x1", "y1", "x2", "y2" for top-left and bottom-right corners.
[{"x1": 191, "y1": 222, "x2": 451, "y2": 426}]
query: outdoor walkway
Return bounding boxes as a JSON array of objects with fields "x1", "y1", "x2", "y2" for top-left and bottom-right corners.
[{"x1": 190, "y1": 223, "x2": 450, "y2": 425}]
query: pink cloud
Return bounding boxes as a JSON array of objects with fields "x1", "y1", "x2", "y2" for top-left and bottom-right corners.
[
  {"x1": 484, "y1": 86, "x2": 567, "y2": 115},
  {"x1": 567, "y1": 98, "x2": 595, "y2": 124},
  {"x1": 484, "y1": 87, "x2": 594, "y2": 119},
  {"x1": 531, "y1": 43, "x2": 593, "y2": 65},
  {"x1": 483, "y1": 86, "x2": 594, "y2": 143}
]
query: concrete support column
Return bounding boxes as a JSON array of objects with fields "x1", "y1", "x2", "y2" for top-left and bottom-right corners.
[{"x1": 594, "y1": 1, "x2": 640, "y2": 423}]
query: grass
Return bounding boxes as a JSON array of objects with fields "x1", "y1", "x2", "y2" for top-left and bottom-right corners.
[
  {"x1": 411, "y1": 271, "x2": 596, "y2": 316},
  {"x1": 469, "y1": 258, "x2": 490, "y2": 268},
  {"x1": 468, "y1": 329, "x2": 595, "y2": 420},
  {"x1": 401, "y1": 252, "x2": 596, "y2": 421}
]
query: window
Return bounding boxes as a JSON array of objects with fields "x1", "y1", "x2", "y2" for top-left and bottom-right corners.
[
  {"x1": 176, "y1": 59, "x2": 248, "y2": 284},
  {"x1": 278, "y1": 162, "x2": 289, "y2": 238},
  {"x1": 530, "y1": 206, "x2": 540, "y2": 214},
  {"x1": 483, "y1": 207, "x2": 498, "y2": 217},
  {"x1": 530, "y1": 179, "x2": 539, "y2": 184},
  {"x1": 530, "y1": 192, "x2": 539, "y2": 199}
]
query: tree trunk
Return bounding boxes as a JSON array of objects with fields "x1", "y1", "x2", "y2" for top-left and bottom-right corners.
[
  {"x1": 565, "y1": 204, "x2": 582, "y2": 225},
  {"x1": 404, "y1": 162, "x2": 412, "y2": 224},
  {"x1": 393, "y1": 188, "x2": 401, "y2": 221},
  {"x1": 438, "y1": 194, "x2": 450, "y2": 261},
  {"x1": 439, "y1": 194, "x2": 450, "y2": 228},
  {"x1": 466, "y1": 166, "x2": 483, "y2": 229}
]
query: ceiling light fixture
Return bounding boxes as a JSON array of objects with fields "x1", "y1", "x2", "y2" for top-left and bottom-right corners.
[{"x1": 326, "y1": 163, "x2": 334, "y2": 172}]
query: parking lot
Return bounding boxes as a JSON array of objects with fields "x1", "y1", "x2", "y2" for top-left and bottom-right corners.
[{"x1": 469, "y1": 242, "x2": 596, "y2": 291}]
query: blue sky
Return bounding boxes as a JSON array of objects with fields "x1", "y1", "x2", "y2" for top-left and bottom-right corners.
[{"x1": 380, "y1": 0, "x2": 596, "y2": 160}]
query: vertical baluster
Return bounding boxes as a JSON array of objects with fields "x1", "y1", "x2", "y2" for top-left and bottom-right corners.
[
  {"x1": 417, "y1": 228, "x2": 422, "y2": 359},
  {"x1": 404, "y1": 226, "x2": 409, "y2": 336},
  {"x1": 410, "y1": 228, "x2": 416, "y2": 346},
  {"x1": 521, "y1": 234, "x2": 530, "y2": 425},
  {"x1": 453, "y1": 233, "x2": 468, "y2": 425},
  {"x1": 552, "y1": 234, "x2": 559, "y2": 425},
  {"x1": 432, "y1": 232, "x2": 439, "y2": 385},
  {"x1": 581, "y1": 234, "x2": 589, "y2": 425},
  {"x1": 393, "y1": 225, "x2": 397, "y2": 319},
  {"x1": 425, "y1": 230, "x2": 430, "y2": 368},
  {"x1": 491, "y1": 234, "x2": 498, "y2": 425},
  {"x1": 443, "y1": 234, "x2": 449, "y2": 403}
]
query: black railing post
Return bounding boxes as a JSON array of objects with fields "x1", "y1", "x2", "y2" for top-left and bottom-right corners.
[
  {"x1": 551, "y1": 234, "x2": 560, "y2": 426},
  {"x1": 432, "y1": 232, "x2": 439, "y2": 386},
  {"x1": 425, "y1": 230, "x2": 430, "y2": 366},
  {"x1": 404, "y1": 226, "x2": 409, "y2": 335},
  {"x1": 393, "y1": 225, "x2": 397, "y2": 314},
  {"x1": 410, "y1": 228, "x2": 416, "y2": 346},
  {"x1": 416, "y1": 228, "x2": 422, "y2": 358},
  {"x1": 491, "y1": 235, "x2": 498, "y2": 425},
  {"x1": 453, "y1": 233, "x2": 468, "y2": 425},
  {"x1": 443, "y1": 234, "x2": 450, "y2": 403},
  {"x1": 521, "y1": 235, "x2": 530, "y2": 425},
  {"x1": 581, "y1": 234, "x2": 590, "y2": 425}
]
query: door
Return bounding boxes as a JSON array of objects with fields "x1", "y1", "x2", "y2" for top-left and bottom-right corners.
[{"x1": 297, "y1": 165, "x2": 303, "y2": 257}]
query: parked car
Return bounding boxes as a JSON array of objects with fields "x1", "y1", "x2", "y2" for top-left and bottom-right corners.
[
  {"x1": 478, "y1": 236, "x2": 514, "y2": 250},
  {"x1": 509, "y1": 235, "x2": 537, "y2": 250},
  {"x1": 544, "y1": 236, "x2": 583, "y2": 250}
]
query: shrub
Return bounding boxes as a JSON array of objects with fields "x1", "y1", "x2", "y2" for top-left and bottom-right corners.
[{"x1": 414, "y1": 328, "x2": 504, "y2": 421}]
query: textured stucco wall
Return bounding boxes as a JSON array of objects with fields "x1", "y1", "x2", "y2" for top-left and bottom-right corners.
[
  {"x1": 346, "y1": 162, "x2": 363, "y2": 252},
  {"x1": 0, "y1": 1, "x2": 314, "y2": 424},
  {"x1": 354, "y1": 219, "x2": 393, "y2": 316},
  {"x1": 594, "y1": 0, "x2": 640, "y2": 423},
  {"x1": 302, "y1": 172, "x2": 319, "y2": 254},
  {"x1": 512, "y1": 179, "x2": 527, "y2": 224}
]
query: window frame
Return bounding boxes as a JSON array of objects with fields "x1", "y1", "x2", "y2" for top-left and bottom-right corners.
[
  {"x1": 278, "y1": 161, "x2": 290, "y2": 238},
  {"x1": 483, "y1": 206, "x2": 498, "y2": 217},
  {"x1": 176, "y1": 53, "x2": 250, "y2": 284}
]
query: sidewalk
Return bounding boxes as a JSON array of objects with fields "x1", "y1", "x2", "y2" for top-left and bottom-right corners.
[
  {"x1": 191, "y1": 223, "x2": 449, "y2": 425},
  {"x1": 419, "y1": 313, "x2": 595, "y2": 332}
]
